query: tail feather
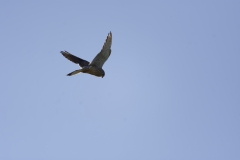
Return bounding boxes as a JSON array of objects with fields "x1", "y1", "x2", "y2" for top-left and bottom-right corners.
[{"x1": 67, "y1": 69, "x2": 82, "y2": 76}]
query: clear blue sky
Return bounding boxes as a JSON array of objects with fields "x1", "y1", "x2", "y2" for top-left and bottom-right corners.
[{"x1": 1, "y1": 1, "x2": 240, "y2": 159}]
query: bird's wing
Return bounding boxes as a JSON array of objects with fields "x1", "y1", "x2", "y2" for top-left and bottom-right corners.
[
  {"x1": 61, "y1": 51, "x2": 90, "y2": 67},
  {"x1": 90, "y1": 32, "x2": 112, "y2": 68}
]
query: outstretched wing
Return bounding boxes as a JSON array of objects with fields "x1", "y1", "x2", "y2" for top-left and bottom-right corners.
[
  {"x1": 61, "y1": 51, "x2": 90, "y2": 67},
  {"x1": 90, "y1": 32, "x2": 112, "y2": 68}
]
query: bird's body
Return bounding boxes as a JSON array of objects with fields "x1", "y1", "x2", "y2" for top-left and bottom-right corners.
[{"x1": 61, "y1": 32, "x2": 112, "y2": 78}]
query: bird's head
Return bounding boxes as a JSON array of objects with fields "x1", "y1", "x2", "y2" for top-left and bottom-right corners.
[{"x1": 102, "y1": 72, "x2": 105, "y2": 78}]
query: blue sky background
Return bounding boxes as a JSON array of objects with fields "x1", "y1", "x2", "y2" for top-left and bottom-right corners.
[{"x1": 0, "y1": 1, "x2": 240, "y2": 159}]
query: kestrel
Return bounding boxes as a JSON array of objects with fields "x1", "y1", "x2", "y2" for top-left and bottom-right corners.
[{"x1": 61, "y1": 32, "x2": 112, "y2": 78}]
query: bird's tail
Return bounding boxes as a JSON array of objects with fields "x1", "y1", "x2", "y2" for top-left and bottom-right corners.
[{"x1": 67, "y1": 69, "x2": 82, "y2": 76}]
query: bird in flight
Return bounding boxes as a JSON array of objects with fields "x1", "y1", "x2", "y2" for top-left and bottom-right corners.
[{"x1": 61, "y1": 32, "x2": 112, "y2": 78}]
